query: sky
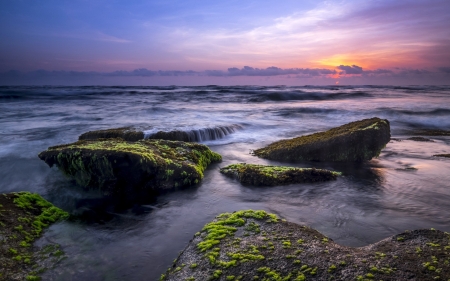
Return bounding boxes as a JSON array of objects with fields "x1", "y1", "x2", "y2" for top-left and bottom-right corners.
[{"x1": 0, "y1": 0, "x2": 449, "y2": 85}]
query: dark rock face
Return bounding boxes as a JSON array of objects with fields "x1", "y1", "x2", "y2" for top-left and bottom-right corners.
[
  {"x1": 407, "y1": 137, "x2": 434, "y2": 142},
  {"x1": 434, "y1": 154, "x2": 450, "y2": 158},
  {"x1": 38, "y1": 139, "x2": 221, "y2": 196},
  {"x1": 78, "y1": 127, "x2": 144, "y2": 142},
  {"x1": 220, "y1": 163, "x2": 340, "y2": 186},
  {"x1": 161, "y1": 210, "x2": 450, "y2": 281},
  {"x1": 254, "y1": 117, "x2": 391, "y2": 162}
]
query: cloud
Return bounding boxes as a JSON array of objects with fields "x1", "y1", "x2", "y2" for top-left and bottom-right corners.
[{"x1": 337, "y1": 65, "x2": 363, "y2": 75}]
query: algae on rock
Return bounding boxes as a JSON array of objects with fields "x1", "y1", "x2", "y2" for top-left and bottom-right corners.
[
  {"x1": 0, "y1": 192, "x2": 69, "y2": 281},
  {"x1": 254, "y1": 117, "x2": 390, "y2": 162},
  {"x1": 38, "y1": 139, "x2": 222, "y2": 196},
  {"x1": 220, "y1": 163, "x2": 340, "y2": 186},
  {"x1": 162, "y1": 210, "x2": 450, "y2": 281}
]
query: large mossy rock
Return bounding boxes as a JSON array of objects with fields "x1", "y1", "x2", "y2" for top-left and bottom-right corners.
[
  {"x1": 78, "y1": 127, "x2": 144, "y2": 142},
  {"x1": 220, "y1": 163, "x2": 340, "y2": 186},
  {"x1": 38, "y1": 139, "x2": 222, "y2": 195},
  {"x1": 254, "y1": 117, "x2": 390, "y2": 162},
  {"x1": 161, "y1": 210, "x2": 450, "y2": 281},
  {"x1": 0, "y1": 192, "x2": 69, "y2": 281}
]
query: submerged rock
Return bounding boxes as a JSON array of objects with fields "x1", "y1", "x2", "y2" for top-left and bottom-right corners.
[
  {"x1": 220, "y1": 163, "x2": 340, "y2": 186},
  {"x1": 254, "y1": 117, "x2": 390, "y2": 162},
  {"x1": 407, "y1": 137, "x2": 434, "y2": 142},
  {"x1": 0, "y1": 192, "x2": 69, "y2": 281},
  {"x1": 434, "y1": 154, "x2": 450, "y2": 158},
  {"x1": 162, "y1": 210, "x2": 450, "y2": 281},
  {"x1": 78, "y1": 127, "x2": 144, "y2": 142},
  {"x1": 38, "y1": 139, "x2": 222, "y2": 196}
]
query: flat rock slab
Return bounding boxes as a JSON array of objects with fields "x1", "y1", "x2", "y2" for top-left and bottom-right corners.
[
  {"x1": 253, "y1": 117, "x2": 390, "y2": 162},
  {"x1": 161, "y1": 210, "x2": 450, "y2": 281},
  {"x1": 220, "y1": 163, "x2": 340, "y2": 186},
  {"x1": 0, "y1": 192, "x2": 69, "y2": 281},
  {"x1": 38, "y1": 139, "x2": 222, "y2": 196},
  {"x1": 78, "y1": 127, "x2": 144, "y2": 142}
]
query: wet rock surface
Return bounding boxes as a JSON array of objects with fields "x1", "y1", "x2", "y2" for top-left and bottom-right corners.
[
  {"x1": 411, "y1": 129, "x2": 450, "y2": 136},
  {"x1": 78, "y1": 127, "x2": 144, "y2": 142},
  {"x1": 253, "y1": 118, "x2": 391, "y2": 162},
  {"x1": 38, "y1": 139, "x2": 222, "y2": 197},
  {"x1": 162, "y1": 210, "x2": 450, "y2": 281},
  {"x1": 0, "y1": 192, "x2": 69, "y2": 281},
  {"x1": 434, "y1": 154, "x2": 450, "y2": 158},
  {"x1": 220, "y1": 163, "x2": 340, "y2": 186},
  {"x1": 146, "y1": 125, "x2": 242, "y2": 142}
]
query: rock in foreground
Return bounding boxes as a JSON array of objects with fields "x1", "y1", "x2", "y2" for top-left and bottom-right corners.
[
  {"x1": 254, "y1": 117, "x2": 390, "y2": 162},
  {"x1": 38, "y1": 139, "x2": 221, "y2": 196},
  {"x1": 0, "y1": 192, "x2": 69, "y2": 281},
  {"x1": 78, "y1": 127, "x2": 144, "y2": 142},
  {"x1": 220, "y1": 163, "x2": 340, "y2": 186},
  {"x1": 162, "y1": 210, "x2": 450, "y2": 281}
]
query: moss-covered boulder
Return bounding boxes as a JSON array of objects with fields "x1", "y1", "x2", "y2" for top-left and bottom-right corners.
[
  {"x1": 0, "y1": 192, "x2": 69, "y2": 281},
  {"x1": 161, "y1": 210, "x2": 450, "y2": 281},
  {"x1": 38, "y1": 139, "x2": 222, "y2": 196},
  {"x1": 78, "y1": 127, "x2": 144, "y2": 142},
  {"x1": 254, "y1": 117, "x2": 390, "y2": 162},
  {"x1": 220, "y1": 163, "x2": 340, "y2": 186}
]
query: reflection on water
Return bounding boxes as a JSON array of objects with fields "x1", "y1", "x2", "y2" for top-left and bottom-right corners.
[{"x1": 0, "y1": 86, "x2": 449, "y2": 280}]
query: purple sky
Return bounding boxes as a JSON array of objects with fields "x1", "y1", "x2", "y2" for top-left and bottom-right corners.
[{"x1": 1, "y1": 0, "x2": 449, "y2": 85}]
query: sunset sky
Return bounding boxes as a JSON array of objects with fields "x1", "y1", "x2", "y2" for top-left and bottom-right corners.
[{"x1": 1, "y1": 0, "x2": 449, "y2": 85}]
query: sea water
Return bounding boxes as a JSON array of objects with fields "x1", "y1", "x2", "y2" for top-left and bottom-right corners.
[{"x1": 1, "y1": 85, "x2": 450, "y2": 280}]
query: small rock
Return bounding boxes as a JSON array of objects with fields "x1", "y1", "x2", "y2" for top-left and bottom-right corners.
[
  {"x1": 407, "y1": 137, "x2": 434, "y2": 142},
  {"x1": 220, "y1": 163, "x2": 340, "y2": 186}
]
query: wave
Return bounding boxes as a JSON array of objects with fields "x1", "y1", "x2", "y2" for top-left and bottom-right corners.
[
  {"x1": 145, "y1": 124, "x2": 243, "y2": 142},
  {"x1": 379, "y1": 108, "x2": 450, "y2": 116}
]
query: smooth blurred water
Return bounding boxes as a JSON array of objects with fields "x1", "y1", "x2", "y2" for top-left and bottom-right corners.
[{"x1": 1, "y1": 85, "x2": 450, "y2": 280}]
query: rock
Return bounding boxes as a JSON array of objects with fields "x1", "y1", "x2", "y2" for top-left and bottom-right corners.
[
  {"x1": 434, "y1": 154, "x2": 450, "y2": 158},
  {"x1": 78, "y1": 127, "x2": 144, "y2": 142},
  {"x1": 38, "y1": 139, "x2": 222, "y2": 196},
  {"x1": 254, "y1": 117, "x2": 390, "y2": 162},
  {"x1": 407, "y1": 137, "x2": 434, "y2": 142},
  {"x1": 146, "y1": 125, "x2": 243, "y2": 142},
  {"x1": 0, "y1": 192, "x2": 69, "y2": 281},
  {"x1": 161, "y1": 210, "x2": 450, "y2": 281},
  {"x1": 220, "y1": 163, "x2": 340, "y2": 186}
]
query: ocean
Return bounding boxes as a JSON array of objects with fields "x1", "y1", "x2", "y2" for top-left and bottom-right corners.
[{"x1": 1, "y1": 85, "x2": 450, "y2": 280}]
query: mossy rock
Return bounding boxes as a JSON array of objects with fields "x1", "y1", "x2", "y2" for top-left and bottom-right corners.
[
  {"x1": 220, "y1": 163, "x2": 340, "y2": 186},
  {"x1": 254, "y1": 117, "x2": 390, "y2": 162},
  {"x1": 78, "y1": 127, "x2": 144, "y2": 142},
  {"x1": 148, "y1": 130, "x2": 192, "y2": 142},
  {"x1": 411, "y1": 129, "x2": 450, "y2": 136},
  {"x1": 162, "y1": 210, "x2": 450, "y2": 281},
  {"x1": 0, "y1": 192, "x2": 69, "y2": 281},
  {"x1": 38, "y1": 139, "x2": 222, "y2": 196}
]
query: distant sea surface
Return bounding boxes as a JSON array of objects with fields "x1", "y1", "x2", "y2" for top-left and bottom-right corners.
[{"x1": 1, "y1": 85, "x2": 450, "y2": 280}]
